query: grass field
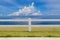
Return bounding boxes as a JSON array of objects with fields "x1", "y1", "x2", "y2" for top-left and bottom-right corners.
[{"x1": 0, "y1": 26, "x2": 60, "y2": 37}]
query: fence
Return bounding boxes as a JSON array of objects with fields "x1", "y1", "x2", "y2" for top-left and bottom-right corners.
[{"x1": 0, "y1": 18, "x2": 60, "y2": 32}]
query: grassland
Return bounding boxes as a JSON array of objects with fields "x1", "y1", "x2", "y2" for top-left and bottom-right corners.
[{"x1": 0, "y1": 26, "x2": 60, "y2": 37}]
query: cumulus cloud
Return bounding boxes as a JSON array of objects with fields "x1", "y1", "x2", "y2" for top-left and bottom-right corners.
[
  {"x1": 8, "y1": 2, "x2": 41, "y2": 16},
  {"x1": 31, "y1": 11, "x2": 42, "y2": 16}
]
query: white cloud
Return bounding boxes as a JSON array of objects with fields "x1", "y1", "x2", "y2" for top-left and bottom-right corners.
[
  {"x1": 31, "y1": 11, "x2": 42, "y2": 16},
  {"x1": 8, "y1": 2, "x2": 42, "y2": 16}
]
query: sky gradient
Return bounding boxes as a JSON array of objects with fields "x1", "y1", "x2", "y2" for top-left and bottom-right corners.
[{"x1": 0, "y1": 0, "x2": 60, "y2": 19}]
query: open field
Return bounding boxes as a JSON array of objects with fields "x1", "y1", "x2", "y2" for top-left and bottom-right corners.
[{"x1": 0, "y1": 26, "x2": 60, "y2": 37}]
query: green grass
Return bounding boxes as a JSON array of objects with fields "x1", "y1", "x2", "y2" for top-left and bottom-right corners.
[{"x1": 0, "y1": 26, "x2": 60, "y2": 37}]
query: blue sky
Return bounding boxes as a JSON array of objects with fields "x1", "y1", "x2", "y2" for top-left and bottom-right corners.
[{"x1": 0, "y1": 0, "x2": 60, "y2": 18}]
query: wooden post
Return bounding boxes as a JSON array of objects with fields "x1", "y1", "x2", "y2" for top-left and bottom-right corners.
[{"x1": 28, "y1": 18, "x2": 31, "y2": 32}]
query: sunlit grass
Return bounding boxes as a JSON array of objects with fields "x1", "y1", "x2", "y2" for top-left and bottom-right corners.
[{"x1": 0, "y1": 26, "x2": 60, "y2": 37}]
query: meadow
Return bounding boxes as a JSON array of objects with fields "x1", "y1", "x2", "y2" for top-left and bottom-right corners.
[{"x1": 0, "y1": 26, "x2": 60, "y2": 37}]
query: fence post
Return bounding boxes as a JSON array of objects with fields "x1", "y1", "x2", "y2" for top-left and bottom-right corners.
[{"x1": 28, "y1": 18, "x2": 31, "y2": 32}]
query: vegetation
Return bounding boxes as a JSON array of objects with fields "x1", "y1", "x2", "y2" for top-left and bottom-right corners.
[{"x1": 0, "y1": 26, "x2": 60, "y2": 37}]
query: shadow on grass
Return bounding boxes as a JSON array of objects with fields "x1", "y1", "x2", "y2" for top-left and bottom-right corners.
[
  {"x1": 0, "y1": 31, "x2": 60, "y2": 37},
  {"x1": 0, "y1": 35, "x2": 59, "y2": 37}
]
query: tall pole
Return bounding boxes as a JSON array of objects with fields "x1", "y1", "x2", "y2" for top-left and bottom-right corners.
[{"x1": 28, "y1": 18, "x2": 31, "y2": 32}]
